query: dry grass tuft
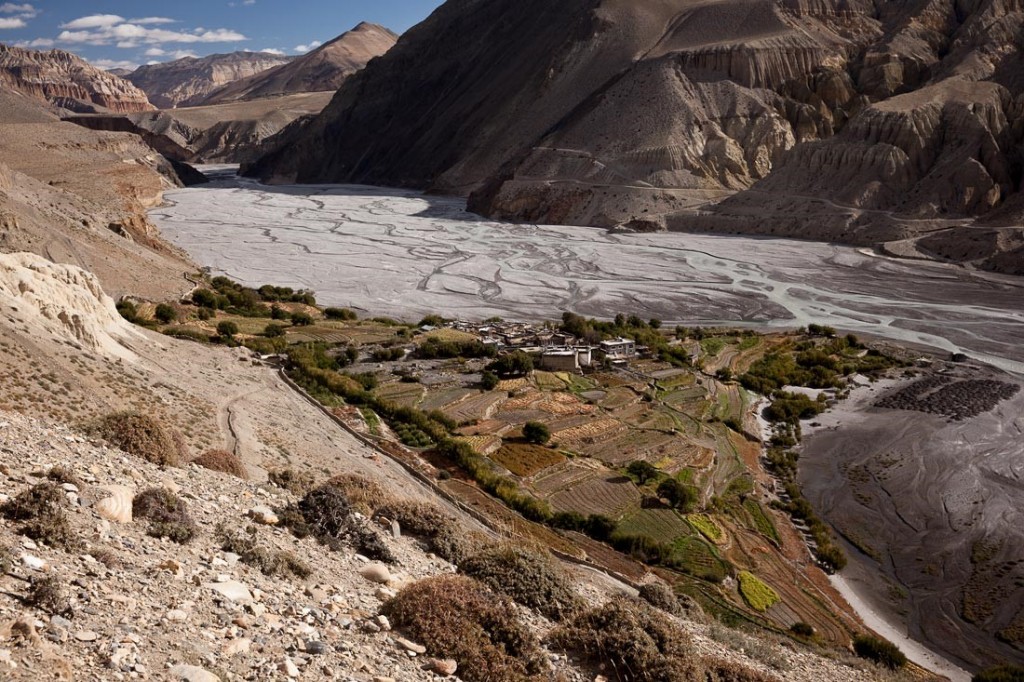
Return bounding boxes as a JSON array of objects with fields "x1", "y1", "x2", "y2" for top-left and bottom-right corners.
[
  {"x1": 46, "y1": 466, "x2": 81, "y2": 488},
  {"x1": 268, "y1": 468, "x2": 316, "y2": 496},
  {"x1": 325, "y1": 473, "x2": 387, "y2": 514},
  {"x1": 0, "y1": 482, "x2": 79, "y2": 550},
  {"x1": 549, "y1": 597, "x2": 701, "y2": 682},
  {"x1": 375, "y1": 499, "x2": 490, "y2": 564},
  {"x1": 90, "y1": 412, "x2": 187, "y2": 467},
  {"x1": 25, "y1": 575, "x2": 69, "y2": 615},
  {"x1": 382, "y1": 575, "x2": 546, "y2": 682},
  {"x1": 133, "y1": 488, "x2": 197, "y2": 544},
  {"x1": 280, "y1": 484, "x2": 395, "y2": 562},
  {"x1": 461, "y1": 544, "x2": 581, "y2": 620},
  {"x1": 193, "y1": 449, "x2": 247, "y2": 478},
  {"x1": 218, "y1": 525, "x2": 312, "y2": 578}
]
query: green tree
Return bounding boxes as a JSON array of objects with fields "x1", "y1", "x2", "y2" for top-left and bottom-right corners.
[
  {"x1": 487, "y1": 352, "x2": 534, "y2": 377},
  {"x1": 480, "y1": 370, "x2": 499, "y2": 390},
  {"x1": 523, "y1": 421, "x2": 550, "y2": 445},
  {"x1": 657, "y1": 478, "x2": 698, "y2": 512},
  {"x1": 290, "y1": 311, "x2": 314, "y2": 326},
  {"x1": 154, "y1": 303, "x2": 177, "y2": 324},
  {"x1": 626, "y1": 460, "x2": 658, "y2": 485},
  {"x1": 264, "y1": 323, "x2": 287, "y2": 338},
  {"x1": 217, "y1": 321, "x2": 239, "y2": 338},
  {"x1": 271, "y1": 305, "x2": 289, "y2": 320}
]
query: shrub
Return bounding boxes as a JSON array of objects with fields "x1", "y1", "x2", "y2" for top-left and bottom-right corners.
[
  {"x1": 350, "y1": 523, "x2": 397, "y2": 563},
  {"x1": 638, "y1": 582, "x2": 681, "y2": 616},
  {"x1": 704, "y1": 657, "x2": 779, "y2": 682},
  {"x1": 382, "y1": 575, "x2": 545, "y2": 682},
  {"x1": 267, "y1": 468, "x2": 315, "y2": 496},
  {"x1": 789, "y1": 622, "x2": 815, "y2": 638},
  {"x1": 26, "y1": 575, "x2": 69, "y2": 615},
  {"x1": 0, "y1": 545, "x2": 11, "y2": 574},
  {"x1": 737, "y1": 571, "x2": 780, "y2": 612},
  {"x1": 373, "y1": 499, "x2": 487, "y2": 564},
  {"x1": 657, "y1": 478, "x2": 699, "y2": 512},
  {"x1": 975, "y1": 665, "x2": 1024, "y2": 682},
  {"x1": 324, "y1": 307, "x2": 357, "y2": 320},
  {"x1": 90, "y1": 412, "x2": 186, "y2": 467},
  {"x1": 290, "y1": 311, "x2": 314, "y2": 326},
  {"x1": 481, "y1": 370, "x2": 499, "y2": 390},
  {"x1": 460, "y1": 545, "x2": 582, "y2": 620},
  {"x1": 217, "y1": 320, "x2": 239, "y2": 338},
  {"x1": 133, "y1": 488, "x2": 197, "y2": 544},
  {"x1": 218, "y1": 525, "x2": 311, "y2": 579},
  {"x1": 154, "y1": 303, "x2": 177, "y2": 324},
  {"x1": 522, "y1": 421, "x2": 550, "y2": 445},
  {"x1": 627, "y1": 460, "x2": 659, "y2": 484},
  {"x1": 852, "y1": 634, "x2": 906, "y2": 670},
  {"x1": 163, "y1": 326, "x2": 211, "y2": 343},
  {"x1": 264, "y1": 323, "x2": 287, "y2": 337},
  {"x1": 116, "y1": 300, "x2": 139, "y2": 323},
  {"x1": 193, "y1": 449, "x2": 247, "y2": 478},
  {"x1": 46, "y1": 466, "x2": 81, "y2": 488},
  {"x1": 1, "y1": 483, "x2": 79, "y2": 550},
  {"x1": 191, "y1": 288, "x2": 221, "y2": 309},
  {"x1": 270, "y1": 305, "x2": 289, "y2": 320},
  {"x1": 549, "y1": 598, "x2": 700, "y2": 682},
  {"x1": 325, "y1": 473, "x2": 388, "y2": 515}
]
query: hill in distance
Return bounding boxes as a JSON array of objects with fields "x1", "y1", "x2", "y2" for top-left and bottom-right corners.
[
  {"x1": 124, "y1": 51, "x2": 293, "y2": 109},
  {"x1": 248, "y1": 0, "x2": 1024, "y2": 275},
  {"x1": 200, "y1": 22, "x2": 398, "y2": 106},
  {"x1": 0, "y1": 43, "x2": 153, "y2": 114}
]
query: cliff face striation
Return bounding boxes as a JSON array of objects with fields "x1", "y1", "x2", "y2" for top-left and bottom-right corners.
[
  {"x1": 199, "y1": 22, "x2": 397, "y2": 105},
  {"x1": 124, "y1": 51, "x2": 293, "y2": 109},
  {"x1": 0, "y1": 43, "x2": 153, "y2": 113},
  {"x1": 248, "y1": 0, "x2": 1024, "y2": 274}
]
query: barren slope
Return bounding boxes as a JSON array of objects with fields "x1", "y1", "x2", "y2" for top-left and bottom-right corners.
[
  {"x1": 0, "y1": 43, "x2": 153, "y2": 113},
  {"x1": 124, "y1": 52, "x2": 293, "y2": 109},
  {"x1": 199, "y1": 23, "x2": 397, "y2": 105}
]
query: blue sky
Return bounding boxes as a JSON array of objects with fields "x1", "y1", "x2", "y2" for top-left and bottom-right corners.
[{"x1": 0, "y1": 1, "x2": 440, "y2": 70}]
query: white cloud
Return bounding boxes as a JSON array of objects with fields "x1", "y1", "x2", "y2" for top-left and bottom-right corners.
[
  {"x1": 260, "y1": 47, "x2": 284, "y2": 55},
  {"x1": 169, "y1": 49, "x2": 198, "y2": 59},
  {"x1": 13, "y1": 37, "x2": 53, "y2": 48},
  {"x1": 0, "y1": 3, "x2": 36, "y2": 17},
  {"x1": 144, "y1": 47, "x2": 165, "y2": 56},
  {"x1": 89, "y1": 57, "x2": 140, "y2": 71},
  {"x1": 130, "y1": 17, "x2": 176, "y2": 25},
  {"x1": 57, "y1": 21, "x2": 248, "y2": 47},
  {"x1": 0, "y1": 16, "x2": 24, "y2": 28},
  {"x1": 293, "y1": 40, "x2": 321, "y2": 53},
  {"x1": 61, "y1": 14, "x2": 126, "y2": 30}
]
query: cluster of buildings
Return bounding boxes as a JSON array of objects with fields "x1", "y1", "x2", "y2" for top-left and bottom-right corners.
[{"x1": 446, "y1": 320, "x2": 640, "y2": 372}]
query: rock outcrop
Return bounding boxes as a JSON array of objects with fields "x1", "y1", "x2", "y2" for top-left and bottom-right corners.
[
  {"x1": 0, "y1": 252, "x2": 142, "y2": 360},
  {"x1": 199, "y1": 22, "x2": 397, "y2": 105},
  {"x1": 248, "y1": 0, "x2": 1024, "y2": 274},
  {"x1": 124, "y1": 51, "x2": 293, "y2": 109},
  {"x1": 0, "y1": 43, "x2": 153, "y2": 113}
]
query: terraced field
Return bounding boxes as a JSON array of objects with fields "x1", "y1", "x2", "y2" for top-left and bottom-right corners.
[
  {"x1": 618, "y1": 508, "x2": 693, "y2": 541},
  {"x1": 548, "y1": 473, "x2": 641, "y2": 517},
  {"x1": 374, "y1": 381, "x2": 426, "y2": 408},
  {"x1": 492, "y1": 442, "x2": 566, "y2": 477},
  {"x1": 441, "y1": 391, "x2": 507, "y2": 422}
]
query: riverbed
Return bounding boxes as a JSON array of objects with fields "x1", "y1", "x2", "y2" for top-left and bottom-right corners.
[{"x1": 151, "y1": 174, "x2": 1024, "y2": 376}]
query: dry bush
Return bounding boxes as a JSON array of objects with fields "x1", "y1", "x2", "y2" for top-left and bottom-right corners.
[
  {"x1": 639, "y1": 582, "x2": 681, "y2": 615},
  {"x1": 326, "y1": 473, "x2": 387, "y2": 514},
  {"x1": 382, "y1": 575, "x2": 546, "y2": 682},
  {"x1": 218, "y1": 525, "x2": 312, "y2": 578},
  {"x1": 133, "y1": 488, "x2": 197, "y2": 544},
  {"x1": 374, "y1": 499, "x2": 489, "y2": 564},
  {"x1": 90, "y1": 412, "x2": 187, "y2": 466},
  {"x1": 549, "y1": 597, "x2": 702, "y2": 682},
  {"x1": 46, "y1": 466, "x2": 81, "y2": 488},
  {"x1": 88, "y1": 546, "x2": 121, "y2": 569},
  {"x1": 26, "y1": 575, "x2": 68, "y2": 615},
  {"x1": 0, "y1": 483, "x2": 79, "y2": 550},
  {"x1": 0, "y1": 545, "x2": 12, "y2": 574},
  {"x1": 461, "y1": 544, "x2": 582, "y2": 620},
  {"x1": 268, "y1": 468, "x2": 316, "y2": 496},
  {"x1": 280, "y1": 484, "x2": 395, "y2": 561},
  {"x1": 193, "y1": 449, "x2": 247, "y2": 478}
]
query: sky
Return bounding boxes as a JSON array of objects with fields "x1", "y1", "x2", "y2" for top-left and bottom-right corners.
[{"x1": 0, "y1": 1, "x2": 441, "y2": 71}]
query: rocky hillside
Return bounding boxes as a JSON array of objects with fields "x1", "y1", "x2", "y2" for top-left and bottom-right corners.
[
  {"x1": 0, "y1": 88, "x2": 195, "y2": 299},
  {"x1": 248, "y1": 0, "x2": 1024, "y2": 274},
  {"x1": 200, "y1": 23, "x2": 397, "y2": 106},
  {"x1": 0, "y1": 44, "x2": 153, "y2": 114},
  {"x1": 124, "y1": 52, "x2": 293, "y2": 109}
]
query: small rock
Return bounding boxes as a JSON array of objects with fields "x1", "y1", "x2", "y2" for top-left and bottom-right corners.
[
  {"x1": 427, "y1": 658, "x2": 458, "y2": 677},
  {"x1": 20, "y1": 554, "x2": 47, "y2": 571},
  {"x1": 166, "y1": 609, "x2": 188, "y2": 623},
  {"x1": 74, "y1": 630, "x2": 99, "y2": 642},
  {"x1": 169, "y1": 663, "x2": 220, "y2": 682},
  {"x1": 223, "y1": 638, "x2": 251, "y2": 657},
  {"x1": 390, "y1": 519, "x2": 401, "y2": 539},
  {"x1": 359, "y1": 563, "x2": 391, "y2": 584},
  {"x1": 376, "y1": 615, "x2": 391, "y2": 631},
  {"x1": 247, "y1": 506, "x2": 279, "y2": 525},
  {"x1": 305, "y1": 640, "x2": 329, "y2": 656},
  {"x1": 204, "y1": 580, "x2": 253, "y2": 603},
  {"x1": 374, "y1": 587, "x2": 397, "y2": 601},
  {"x1": 396, "y1": 636, "x2": 426, "y2": 655},
  {"x1": 279, "y1": 657, "x2": 300, "y2": 678}
]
